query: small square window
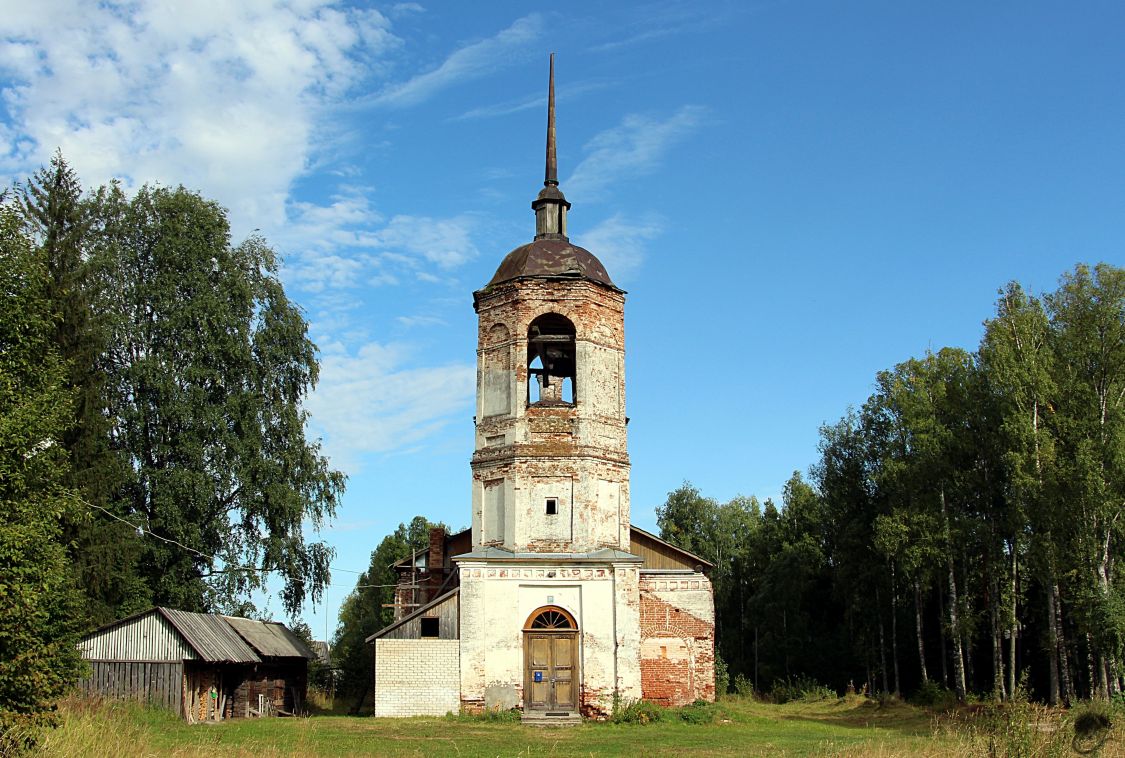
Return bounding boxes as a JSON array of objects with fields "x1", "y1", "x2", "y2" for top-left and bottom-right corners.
[
  {"x1": 420, "y1": 617, "x2": 439, "y2": 637},
  {"x1": 545, "y1": 498, "x2": 558, "y2": 515}
]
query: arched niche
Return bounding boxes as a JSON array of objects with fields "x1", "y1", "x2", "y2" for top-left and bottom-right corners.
[{"x1": 482, "y1": 323, "x2": 511, "y2": 417}]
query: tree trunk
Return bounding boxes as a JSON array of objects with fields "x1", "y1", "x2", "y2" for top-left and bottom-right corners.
[
  {"x1": 877, "y1": 588, "x2": 889, "y2": 696},
  {"x1": 990, "y1": 573, "x2": 1005, "y2": 701},
  {"x1": 891, "y1": 584, "x2": 901, "y2": 696},
  {"x1": 1046, "y1": 582, "x2": 1060, "y2": 705},
  {"x1": 1008, "y1": 540, "x2": 1018, "y2": 699},
  {"x1": 914, "y1": 580, "x2": 928, "y2": 684},
  {"x1": 960, "y1": 552, "x2": 975, "y2": 692},
  {"x1": 1052, "y1": 582, "x2": 1073, "y2": 705},
  {"x1": 940, "y1": 486, "x2": 967, "y2": 701},
  {"x1": 783, "y1": 609, "x2": 789, "y2": 678},
  {"x1": 754, "y1": 625, "x2": 759, "y2": 693},
  {"x1": 938, "y1": 587, "x2": 949, "y2": 688}
]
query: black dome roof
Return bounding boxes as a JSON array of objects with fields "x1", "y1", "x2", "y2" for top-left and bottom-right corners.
[{"x1": 484, "y1": 238, "x2": 616, "y2": 290}]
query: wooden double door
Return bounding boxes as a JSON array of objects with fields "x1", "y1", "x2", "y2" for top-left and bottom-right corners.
[{"x1": 525, "y1": 631, "x2": 578, "y2": 711}]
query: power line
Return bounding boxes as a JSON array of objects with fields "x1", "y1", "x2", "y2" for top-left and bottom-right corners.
[{"x1": 80, "y1": 498, "x2": 373, "y2": 583}]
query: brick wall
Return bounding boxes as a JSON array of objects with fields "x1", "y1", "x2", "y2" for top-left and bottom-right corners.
[
  {"x1": 639, "y1": 576, "x2": 716, "y2": 706},
  {"x1": 373, "y1": 639, "x2": 460, "y2": 717}
]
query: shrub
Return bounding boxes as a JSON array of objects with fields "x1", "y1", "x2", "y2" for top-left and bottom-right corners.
[
  {"x1": 911, "y1": 680, "x2": 958, "y2": 710},
  {"x1": 733, "y1": 674, "x2": 755, "y2": 698},
  {"x1": 678, "y1": 699, "x2": 723, "y2": 724},
  {"x1": 610, "y1": 698, "x2": 665, "y2": 724},
  {"x1": 769, "y1": 675, "x2": 836, "y2": 704},
  {"x1": 714, "y1": 655, "x2": 730, "y2": 697}
]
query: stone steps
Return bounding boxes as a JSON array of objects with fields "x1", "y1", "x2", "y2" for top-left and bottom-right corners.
[{"x1": 521, "y1": 710, "x2": 582, "y2": 727}]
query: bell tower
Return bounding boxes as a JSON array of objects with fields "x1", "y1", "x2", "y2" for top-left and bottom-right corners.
[{"x1": 471, "y1": 55, "x2": 630, "y2": 554}]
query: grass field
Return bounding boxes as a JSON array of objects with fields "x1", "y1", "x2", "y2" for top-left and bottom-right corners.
[{"x1": 35, "y1": 694, "x2": 1123, "y2": 757}]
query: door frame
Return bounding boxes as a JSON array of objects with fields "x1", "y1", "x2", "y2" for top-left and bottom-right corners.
[{"x1": 522, "y1": 605, "x2": 580, "y2": 712}]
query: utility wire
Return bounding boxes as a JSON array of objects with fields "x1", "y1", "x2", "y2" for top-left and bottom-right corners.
[{"x1": 79, "y1": 498, "x2": 389, "y2": 587}]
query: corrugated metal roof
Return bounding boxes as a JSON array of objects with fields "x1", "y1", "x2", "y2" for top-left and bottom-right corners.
[
  {"x1": 80, "y1": 608, "x2": 198, "y2": 662},
  {"x1": 158, "y1": 608, "x2": 261, "y2": 663},
  {"x1": 223, "y1": 616, "x2": 315, "y2": 659}
]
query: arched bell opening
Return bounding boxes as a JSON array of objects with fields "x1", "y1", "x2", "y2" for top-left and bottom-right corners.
[
  {"x1": 527, "y1": 314, "x2": 576, "y2": 406},
  {"x1": 523, "y1": 605, "x2": 579, "y2": 712}
]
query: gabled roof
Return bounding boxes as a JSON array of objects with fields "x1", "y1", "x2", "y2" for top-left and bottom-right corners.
[
  {"x1": 224, "y1": 616, "x2": 316, "y2": 659},
  {"x1": 81, "y1": 607, "x2": 320, "y2": 664},
  {"x1": 156, "y1": 608, "x2": 261, "y2": 663},
  {"x1": 366, "y1": 587, "x2": 460, "y2": 643},
  {"x1": 630, "y1": 525, "x2": 714, "y2": 570}
]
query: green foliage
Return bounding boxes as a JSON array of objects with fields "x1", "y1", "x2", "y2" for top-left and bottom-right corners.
[
  {"x1": 6, "y1": 159, "x2": 344, "y2": 623},
  {"x1": 768, "y1": 675, "x2": 836, "y2": 704},
  {"x1": 445, "y1": 706, "x2": 521, "y2": 722},
  {"x1": 713, "y1": 654, "x2": 730, "y2": 696},
  {"x1": 86, "y1": 182, "x2": 345, "y2": 616},
  {"x1": 609, "y1": 696, "x2": 665, "y2": 724},
  {"x1": 911, "y1": 681, "x2": 958, "y2": 710},
  {"x1": 0, "y1": 205, "x2": 86, "y2": 753},
  {"x1": 17, "y1": 155, "x2": 146, "y2": 627},
  {"x1": 332, "y1": 516, "x2": 447, "y2": 698},
  {"x1": 732, "y1": 674, "x2": 754, "y2": 697},
  {"x1": 677, "y1": 699, "x2": 724, "y2": 724}
]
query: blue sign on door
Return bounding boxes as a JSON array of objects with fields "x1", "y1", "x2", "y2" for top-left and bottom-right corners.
[{"x1": 534, "y1": 671, "x2": 543, "y2": 683}]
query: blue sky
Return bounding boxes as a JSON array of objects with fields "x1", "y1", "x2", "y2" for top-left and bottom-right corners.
[{"x1": 3, "y1": 1, "x2": 1123, "y2": 637}]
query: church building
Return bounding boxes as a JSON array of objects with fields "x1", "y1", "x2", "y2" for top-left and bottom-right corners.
[{"x1": 367, "y1": 58, "x2": 715, "y2": 720}]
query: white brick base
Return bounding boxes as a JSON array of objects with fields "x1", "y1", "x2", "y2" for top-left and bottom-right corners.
[{"x1": 373, "y1": 639, "x2": 460, "y2": 717}]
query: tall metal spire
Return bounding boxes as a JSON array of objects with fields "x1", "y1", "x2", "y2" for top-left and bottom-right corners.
[
  {"x1": 545, "y1": 53, "x2": 558, "y2": 187},
  {"x1": 532, "y1": 53, "x2": 570, "y2": 240}
]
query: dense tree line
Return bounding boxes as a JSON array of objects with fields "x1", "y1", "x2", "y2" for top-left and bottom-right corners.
[
  {"x1": 0, "y1": 202, "x2": 86, "y2": 751},
  {"x1": 0, "y1": 156, "x2": 343, "y2": 747},
  {"x1": 658, "y1": 263, "x2": 1124, "y2": 704},
  {"x1": 332, "y1": 516, "x2": 447, "y2": 705}
]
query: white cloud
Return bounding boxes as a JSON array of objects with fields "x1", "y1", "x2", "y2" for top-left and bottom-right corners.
[
  {"x1": 373, "y1": 214, "x2": 479, "y2": 269},
  {"x1": 0, "y1": 1, "x2": 398, "y2": 236},
  {"x1": 370, "y1": 14, "x2": 542, "y2": 108},
  {"x1": 453, "y1": 79, "x2": 611, "y2": 121},
  {"x1": 277, "y1": 196, "x2": 476, "y2": 292},
  {"x1": 396, "y1": 314, "x2": 447, "y2": 328},
  {"x1": 566, "y1": 105, "x2": 706, "y2": 200},
  {"x1": 306, "y1": 341, "x2": 475, "y2": 471},
  {"x1": 574, "y1": 213, "x2": 663, "y2": 282}
]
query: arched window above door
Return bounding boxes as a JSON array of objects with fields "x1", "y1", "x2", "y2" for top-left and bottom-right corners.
[{"x1": 524, "y1": 606, "x2": 577, "y2": 630}]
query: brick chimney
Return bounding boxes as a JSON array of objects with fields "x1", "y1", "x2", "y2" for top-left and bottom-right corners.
[{"x1": 426, "y1": 527, "x2": 446, "y2": 601}]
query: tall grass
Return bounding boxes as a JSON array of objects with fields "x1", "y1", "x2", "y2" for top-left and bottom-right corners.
[
  {"x1": 33, "y1": 692, "x2": 1124, "y2": 757},
  {"x1": 37, "y1": 697, "x2": 166, "y2": 757}
]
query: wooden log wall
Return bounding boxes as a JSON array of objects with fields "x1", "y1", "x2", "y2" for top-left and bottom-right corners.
[{"x1": 78, "y1": 661, "x2": 183, "y2": 715}]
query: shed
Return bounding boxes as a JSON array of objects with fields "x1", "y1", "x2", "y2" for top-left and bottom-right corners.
[
  {"x1": 223, "y1": 616, "x2": 316, "y2": 715},
  {"x1": 78, "y1": 608, "x2": 312, "y2": 721}
]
